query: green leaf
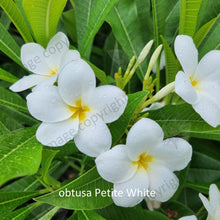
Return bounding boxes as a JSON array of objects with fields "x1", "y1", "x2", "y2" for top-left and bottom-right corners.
[
  {"x1": 185, "y1": 182, "x2": 220, "y2": 194},
  {"x1": 38, "y1": 206, "x2": 59, "y2": 220},
  {"x1": 179, "y1": 0, "x2": 202, "y2": 36},
  {"x1": 0, "y1": 121, "x2": 9, "y2": 136},
  {"x1": 109, "y1": 91, "x2": 147, "y2": 145},
  {"x1": 197, "y1": 16, "x2": 220, "y2": 59},
  {"x1": 0, "y1": 87, "x2": 28, "y2": 113},
  {"x1": 0, "y1": 191, "x2": 39, "y2": 214},
  {"x1": 75, "y1": 0, "x2": 119, "y2": 57},
  {"x1": 0, "y1": 68, "x2": 18, "y2": 83},
  {"x1": 135, "y1": 0, "x2": 153, "y2": 42},
  {"x1": 76, "y1": 210, "x2": 106, "y2": 220},
  {"x1": 0, "y1": 127, "x2": 42, "y2": 186},
  {"x1": 23, "y1": 0, "x2": 68, "y2": 47},
  {"x1": 40, "y1": 149, "x2": 60, "y2": 188},
  {"x1": 97, "y1": 204, "x2": 170, "y2": 220},
  {"x1": 148, "y1": 103, "x2": 220, "y2": 140},
  {"x1": 62, "y1": 9, "x2": 77, "y2": 43},
  {"x1": 161, "y1": 36, "x2": 180, "y2": 84},
  {"x1": 0, "y1": 11, "x2": 11, "y2": 30},
  {"x1": 0, "y1": 0, "x2": 33, "y2": 42},
  {"x1": 35, "y1": 167, "x2": 113, "y2": 210},
  {"x1": 106, "y1": 0, "x2": 146, "y2": 79},
  {"x1": 194, "y1": 16, "x2": 219, "y2": 48},
  {"x1": 0, "y1": 22, "x2": 21, "y2": 66}
]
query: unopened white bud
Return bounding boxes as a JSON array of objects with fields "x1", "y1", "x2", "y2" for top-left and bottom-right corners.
[{"x1": 137, "y1": 40, "x2": 154, "y2": 64}]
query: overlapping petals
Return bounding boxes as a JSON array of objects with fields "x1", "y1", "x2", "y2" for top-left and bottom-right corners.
[
  {"x1": 10, "y1": 32, "x2": 80, "y2": 92},
  {"x1": 199, "y1": 184, "x2": 220, "y2": 220},
  {"x1": 174, "y1": 35, "x2": 220, "y2": 127},
  {"x1": 95, "y1": 118, "x2": 192, "y2": 207},
  {"x1": 27, "y1": 55, "x2": 128, "y2": 157}
]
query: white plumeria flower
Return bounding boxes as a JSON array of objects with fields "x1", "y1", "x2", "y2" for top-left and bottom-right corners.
[
  {"x1": 95, "y1": 118, "x2": 192, "y2": 207},
  {"x1": 174, "y1": 35, "x2": 220, "y2": 127},
  {"x1": 199, "y1": 184, "x2": 220, "y2": 220},
  {"x1": 178, "y1": 216, "x2": 197, "y2": 220},
  {"x1": 10, "y1": 32, "x2": 79, "y2": 92},
  {"x1": 26, "y1": 58, "x2": 127, "y2": 157}
]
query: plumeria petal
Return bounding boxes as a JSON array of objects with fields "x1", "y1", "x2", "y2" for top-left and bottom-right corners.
[
  {"x1": 21, "y1": 43, "x2": 51, "y2": 75},
  {"x1": 192, "y1": 93, "x2": 220, "y2": 127},
  {"x1": 74, "y1": 117, "x2": 111, "y2": 157},
  {"x1": 27, "y1": 86, "x2": 72, "y2": 123},
  {"x1": 59, "y1": 50, "x2": 81, "y2": 70},
  {"x1": 209, "y1": 184, "x2": 220, "y2": 211},
  {"x1": 113, "y1": 168, "x2": 149, "y2": 207},
  {"x1": 199, "y1": 193, "x2": 213, "y2": 214},
  {"x1": 58, "y1": 59, "x2": 96, "y2": 106},
  {"x1": 32, "y1": 74, "x2": 58, "y2": 92},
  {"x1": 175, "y1": 71, "x2": 198, "y2": 104},
  {"x1": 10, "y1": 74, "x2": 47, "y2": 92},
  {"x1": 148, "y1": 164, "x2": 179, "y2": 202},
  {"x1": 83, "y1": 85, "x2": 128, "y2": 123},
  {"x1": 151, "y1": 138, "x2": 192, "y2": 171},
  {"x1": 174, "y1": 35, "x2": 198, "y2": 75},
  {"x1": 36, "y1": 118, "x2": 79, "y2": 146},
  {"x1": 195, "y1": 50, "x2": 220, "y2": 80},
  {"x1": 126, "y1": 118, "x2": 164, "y2": 161},
  {"x1": 95, "y1": 145, "x2": 137, "y2": 184},
  {"x1": 178, "y1": 216, "x2": 197, "y2": 220},
  {"x1": 45, "y1": 32, "x2": 69, "y2": 69}
]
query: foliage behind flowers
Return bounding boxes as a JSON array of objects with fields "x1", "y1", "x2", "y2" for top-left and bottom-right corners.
[{"x1": 0, "y1": 0, "x2": 220, "y2": 219}]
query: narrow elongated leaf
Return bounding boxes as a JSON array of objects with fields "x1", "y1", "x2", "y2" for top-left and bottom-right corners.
[
  {"x1": 106, "y1": 0, "x2": 146, "y2": 79},
  {"x1": 0, "y1": 127, "x2": 42, "y2": 186},
  {"x1": 76, "y1": 210, "x2": 106, "y2": 220},
  {"x1": 0, "y1": 11, "x2": 11, "y2": 30},
  {"x1": 35, "y1": 167, "x2": 113, "y2": 210},
  {"x1": 0, "y1": 191, "x2": 39, "y2": 214},
  {"x1": 197, "y1": 16, "x2": 220, "y2": 59},
  {"x1": 194, "y1": 15, "x2": 219, "y2": 47},
  {"x1": 0, "y1": 23, "x2": 21, "y2": 66},
  {"x1": 185, "y1": 182, "x2": 220, "y2": 194},
  {"x1": 0, "y1": 87, "x2": 28, "y2": 113},
  {"x1": 109, "y1": 91, "x2": 147, "y2": 144},
  {"x1": 161, "y1": 36, "x2": 180, "y2": 84},
  {"x1": 148, "y1": 103, "x2": 220, "y2": 140},
  {"x1": 0, "y1": 121, "x2": 9, "y2": 136},
  {"x1": 23, "y1": 0, "x2": 68, "y2": 47},
  {"x1": 75, "y1": 0, "x2": 119, "y2": 57},
  {"x1": 179, "y1": 0, "x2": 202, "y2": 36},
  {"x1": 0, "y1": 68, "x2": 18, "y2": 83},
  {"x1": 97, "y1": 204, "x2": 170, "y2": 220},
  {"x1": 38, "y1": 206, "x2": 59, "y2": 220},
  {"x1": 0, "y1": 0, "x2": 33, "y2": 42}
]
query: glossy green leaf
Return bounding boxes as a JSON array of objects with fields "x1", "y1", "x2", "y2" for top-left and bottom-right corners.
[
  {"x1": 161, "y1": 36, "x2": 180, "y2": 84},
  {"x1": 0, "y1": 87, "x2": 28, "y2": 113},
  {"x1": 35, "y1": 167, "x2": 113, "y2": 210},
  {"x1": 0, "y1": 68, "x2": 18, "y2": 83},
  {"x1": 0, "y1": 191, "x2": 39, "y2": 214},
  {"x1": 76, "y1": 210, "x2": 106, "y2": 220},
  {"x1": 197, "y1": 16, "x2": 220, "y2": 59},
  {"x1": 75, "y1": 0, "x2": 119, "y2": 57},
  {"x1": 23, "y1": 0, "x2": 68, "y2": 47},
  {"x1": 148, "y1": 103, "x2": 220, "y2": 140},
  {"x1": 194, "y1": 16, "x2": 219, "y2": 48},
  {"x1": 0, "y1": 22, "x2": 21, "y2": 66},
  {"x1": 109, "y1": 91, "x2": 147, "y2": 144},
  {"x1": 179, "y1": 0, "x2": 202, "y2": 36},
  {"x1": 106, "y1": 0, "x2": 146, "y2": 79},
  {"x1": 0, "y1": 0, "x2": 33, "y2": 42},
  {"x1": 97, "y1": 204, "x2": 170, "y2": 220},
  {"x1": 0, "y1": 127, "x2": 42, "y2": 186},
  {"x1": 0, "y1": 11, "x2": 11, "y2": 30}
]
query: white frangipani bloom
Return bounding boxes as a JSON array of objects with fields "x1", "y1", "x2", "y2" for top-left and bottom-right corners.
[
  {"x1": 178, "y1": 216, "x2": 197, "y2": 220},
  {"x1": 95, "y1": 118, "x2": 192, "y2": 207},
  {"x1": 10, "y1": 32, "x2": 79, "y2": 92},
  {"x1": 174, "y1": 35, "x2": 220, "y2": 127},
  {"x1": 26, "y1": 58, "x2": 127, "y2": 157},
  {"x1": 199, "y1": 184, "x2": 220, "y2": 220}
]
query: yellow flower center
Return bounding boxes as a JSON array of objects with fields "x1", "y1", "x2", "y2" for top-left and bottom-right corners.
[
  {"x1": 69, "y1": 99, "x2": 90, "y2": 121},
  {"x1": 48, "y1": 67, "x2": 58, "y2": 76},
  {"x1": 133, "y1": 152, "x2": 154, "y2": 170},
  {"x1": 189, "y1": 75, "x2": 199, "y2": 89}
]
